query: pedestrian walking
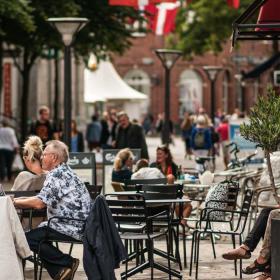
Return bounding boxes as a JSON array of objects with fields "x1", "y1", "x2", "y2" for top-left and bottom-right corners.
[
  {"x1": 0, "y1": 120, "x2": 19, "y2": 182},
  {"x1": 71, "y1": 120, "x2": 84, "y2": 152},
  {"x1": 100, "y1": 111, "x2": 117, "y2": 149},
  {"x1": 115, "y1": 111, "x2": 149, "y2": 159},
  {"x1": 30, "y1": 106, "x2": 53, "y2": 144},
  {"x1": 181, "y1": 112, "x2": 193, "y2": 159},
  {"x1": 217, "y1": 116, "x2": 230, "y2": 167},
  {"x1": 86, "y1": 115, "x2": 102, "y2": 151}
]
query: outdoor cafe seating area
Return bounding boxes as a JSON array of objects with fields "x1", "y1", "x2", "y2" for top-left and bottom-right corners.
[{"x1": 1, "y1": 153, "x2": 273, "y2": 280}]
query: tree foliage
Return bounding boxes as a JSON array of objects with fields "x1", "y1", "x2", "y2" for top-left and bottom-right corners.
[
  {"x1": 240, "y1": 87, "x2": 280, "y2": 204},
  {"x1": 172, "y1": 0, "x2": 254, "y2": 57}
]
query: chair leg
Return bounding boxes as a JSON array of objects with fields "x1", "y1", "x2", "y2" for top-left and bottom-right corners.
[
  {"x1": 148, "y1": 240, "x2": 154, "y2": 280},
  {"x1": 232, "y1": 234, "x2": 237, "y2": 276},
  {"x1": 174, "y1": 225, "x2": 182, "y2": 270},
  {"x1": 195, "y1": 232, "x2": 201, "y2": 280},
  {"x1": 166, "y1": 234, "x2": 172, "y2": 280},
  {"x1": 189, "y1": 230, "x2": 197, "y2": 276},
  {"x1": 181, "y1": 224, "x2": 187, "y2": 268},
  {"x1": 210, "y1": 233, "x2": 216, "y2": 259},
  {"x1": 239, "y1": 235, "x2": 243, "y2": 279},
  {"x1": 68, "y1": 243, "x2": 74, "y2": 255}
]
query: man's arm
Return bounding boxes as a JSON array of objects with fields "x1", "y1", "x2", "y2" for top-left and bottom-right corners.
[{"x1": 14, "y1": 196, "x2": 46, "y2": 209}]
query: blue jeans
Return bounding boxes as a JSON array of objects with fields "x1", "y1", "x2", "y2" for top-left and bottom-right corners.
[
  {"x1": 26, "y1": 227, "x2": 76, "y2": 278},
  {"x1": 0, "y1": 149, "x2": 14, "y2": 181}
]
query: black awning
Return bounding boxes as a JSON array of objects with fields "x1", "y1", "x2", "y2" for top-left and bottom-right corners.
[{"x1": 242, "y1": 53, "x2": 280, "y2": 80}]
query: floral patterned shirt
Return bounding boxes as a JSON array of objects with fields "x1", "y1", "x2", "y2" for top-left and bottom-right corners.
[{"x1": 37, "y1": 163, "x2": 92, "y2": 240}]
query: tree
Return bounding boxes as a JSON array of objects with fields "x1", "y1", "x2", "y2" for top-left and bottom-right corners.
[
  {"x1": 172, "y1": 0, "x2": 253, "y2": 57},
  {"x1": 240, "y1": 87, "x2": 280, "y2": 205},
  {"x1": 4, "y1": 0, "x2": 144, "y2": 143},
  {"x1": 0, "y1": 0, "x2": 34, "y2": 114}
]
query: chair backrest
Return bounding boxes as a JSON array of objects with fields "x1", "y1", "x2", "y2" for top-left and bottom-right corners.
[
  {"x1": 85, "y1": 184, "x2": 103, "y2": 200},
  {"x1": 123, "y1": 178, "x2": 167, "y2": 191},
  {"x1": 226, "y1": 180, "x2": 240, "y2": 210},
  {"x1": 5, "y1": 190, "x2": 38, "y2": 197},
  {"x1": 235, "y1": 189, "x2": 253, "y2": 233},
  {"x1": 140, "y1": 184, "x2": 183, "y2": 200},
  {"x1": 105, "y1": 193, "x2": 148, "y2": 229}
]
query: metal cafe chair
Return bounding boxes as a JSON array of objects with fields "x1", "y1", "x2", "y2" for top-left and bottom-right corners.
[
  {"x1": 123, "y1": 178, "x2": 168, "y2": 191},
  {"x1": 139, "y1": 184, "x2": 186, "y2": 269},
  {"x1": 190, "y1": 189, "x2": 253, "y2": 280},
  {"x1": 106, "y1": 193, "x2": 175, "y2": 280}
]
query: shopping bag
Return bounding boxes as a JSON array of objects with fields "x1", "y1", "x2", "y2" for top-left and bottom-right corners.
[{"x1": 12, "y1": 154, "x2": 24, "y2": 171}]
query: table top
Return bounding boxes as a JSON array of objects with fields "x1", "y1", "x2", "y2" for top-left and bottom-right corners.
[{"x1": 183, "y1": 184, "x2": 211, "y2": 188}]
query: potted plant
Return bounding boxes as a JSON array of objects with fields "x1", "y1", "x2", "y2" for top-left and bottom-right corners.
[{"x1": 240, "y1": 86, "x2": 280, "y2": 204}]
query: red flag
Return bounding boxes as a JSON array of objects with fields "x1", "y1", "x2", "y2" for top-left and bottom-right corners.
[
  {"x1": 256, "y1": 0, "x2": 280, "y2": 31},
  {"x1": 146, "y1": 2, "x2": 179, "y2": 35},
  {"x1": 227, "y1": 0, "x2": 240, "y2": 9}
]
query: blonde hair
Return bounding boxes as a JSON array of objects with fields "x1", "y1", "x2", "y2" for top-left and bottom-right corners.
[
  {"x1": 114, "y1": 148, "x2": 133, "y2": 171},
  {"x1": 23, "y1": 136, "x2": 43, "y2": 162}
]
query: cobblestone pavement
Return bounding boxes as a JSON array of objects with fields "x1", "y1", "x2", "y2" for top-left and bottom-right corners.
[{"x1": 3, "y1": 137, "x2": 260, "y2": 279}]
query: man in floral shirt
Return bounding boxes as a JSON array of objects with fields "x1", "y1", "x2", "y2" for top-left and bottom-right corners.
[{"x1": 14, "y1": 140, "x2": 92, "y2": 280}]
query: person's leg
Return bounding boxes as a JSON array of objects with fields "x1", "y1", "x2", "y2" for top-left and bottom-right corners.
[
  {"x1": 6, "y1": 150, "x2": 15, "y2": 181},
  {"x1": 244, "y1": 208, "x2": 273, "y2": 252},
  {"x1": 0, "y1": 149, "x2": 6, "y2": 180},
  {"x1": 222, "y1": 208, "x2": 273, "y2": 260},
  {"x1": 259, "y1": 209, "x2": 280, "y2": 261},
  {"x1": 26, "y1": 227, "x2": 75, "y2": 278}
]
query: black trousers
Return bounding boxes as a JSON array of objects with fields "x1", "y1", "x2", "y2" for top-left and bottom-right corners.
[
  {"x1": 0, "y1": 149, "x2": 14, "y2": 181},
  {"x1": 26, "y1": 227, "x2": 76, "y2": 279},
  {"x1": 244, "y1": 207, "x2": 273, "y2": 252}
]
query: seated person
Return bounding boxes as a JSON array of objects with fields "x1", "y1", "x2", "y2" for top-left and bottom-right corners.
[
  {"x1": 150, "y1": 145, "x2": 178, "y2": 184},
  {"x1": 12, "y1": 136, "x2": 46, "y2": 191},
  {"x1": 111, "y1": 148, "x2": 133, "y2": 183},
  {"x1": 150, "y1": 145, "x2": 192, "y2": 224},
  {"x1": 13, "y1": 140, "x2": 92, "y2": 280},
  {"x1": 240, "y1": 209, "x2": 280, "y2": 280},
  {"x1": 131, "y1": 159, "x2": 165, "y2": 180}
]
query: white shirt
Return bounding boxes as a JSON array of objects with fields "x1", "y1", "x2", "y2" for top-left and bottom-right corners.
[
  {"x1": 131, "y1": 167, "x2": 165, "y2": 180},
  {"x1": 0, "y1": 127, "x2": 19, "y2": 151}
]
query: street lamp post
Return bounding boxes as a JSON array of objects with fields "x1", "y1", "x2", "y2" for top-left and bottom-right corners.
[
  {"x1": 203, "y1": 66, "x2": 223, "y2": 122},
  {"x1": 155, "y1": 49, "x2": 182, "y2": 145},
  {"x1": 47, "y1": 18, "x2": 88, "y2": 150}
]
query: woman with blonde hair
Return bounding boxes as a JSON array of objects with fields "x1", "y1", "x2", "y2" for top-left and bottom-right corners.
[
  {"x1": 111, "y1": 148, "x2": 133, "y2": 183},
  {"x1": 11, "y1": 136, "x2": 46, "y2": 191}
]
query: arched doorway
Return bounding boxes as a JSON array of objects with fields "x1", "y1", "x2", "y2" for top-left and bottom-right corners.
[
  {"x1": 179, "y1": 69, "x2": 203, "y2": 118},
  {"x1": 124, "y1": 69, "x2": 151, "y2": 115}
]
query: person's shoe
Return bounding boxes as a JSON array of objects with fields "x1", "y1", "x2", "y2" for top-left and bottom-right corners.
[
  {"x1": 53, "y1": 258, "x2": 79, "y2": 280},
  {"x1": 69, "y1": 258, "x2": 80, "y2": 280},
  {"x1": 54, "y1": 267, "x2": 72, "y2": 280},
  {"x1": 222, "y1": 246, "x2": 251, "y2": 260}
]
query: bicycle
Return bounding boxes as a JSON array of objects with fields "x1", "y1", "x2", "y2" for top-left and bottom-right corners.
[{"x1": 226, "y1": 142, "x2": 258, "y2": 170}]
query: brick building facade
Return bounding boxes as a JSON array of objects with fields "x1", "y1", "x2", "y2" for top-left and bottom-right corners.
[{"x1": 113, "y1": 33, "x2": 275, "y2": 124}]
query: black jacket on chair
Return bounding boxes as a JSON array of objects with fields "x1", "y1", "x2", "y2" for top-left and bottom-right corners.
[{"x1": 83, "y1": 195, "x2": 127, "y2": 280}]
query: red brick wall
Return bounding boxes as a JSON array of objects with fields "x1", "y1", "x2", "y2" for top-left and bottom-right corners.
[{"x1": 113, "y1": 34, "x2": 274, "y2": 124}]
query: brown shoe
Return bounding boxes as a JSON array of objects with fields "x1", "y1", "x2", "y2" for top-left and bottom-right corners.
[
  {"x1": 253, "y1": 273, "x2": 271, "y2": 280},
  {"x1": 222, "y1": 247, "x2": 251, "y2": 260},
  {"x1": 69, "y1": 258, "x2": 79, "y2": 280},
  {"x1": 54, "y1": 268, "x2": 72, "y2": 280},
  {"x1": 54, "y1": 258, "x2": 79, "y2": 280}
]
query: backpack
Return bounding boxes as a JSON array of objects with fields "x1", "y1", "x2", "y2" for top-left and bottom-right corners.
[{"x1": 194, "y1": 130, "x2": 206, "y2": 149}]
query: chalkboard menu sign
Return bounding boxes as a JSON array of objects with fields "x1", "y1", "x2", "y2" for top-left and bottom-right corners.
[
  {"x1": 102, "y1": 149, "x2": 141, "y2": 193},
  {"x1": 68, "y1": 153, "x2": 96, "y2": 185}
]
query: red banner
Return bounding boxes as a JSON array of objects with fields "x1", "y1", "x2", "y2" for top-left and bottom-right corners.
[
  {"x1": 109, "y1": 0, "x2": 176, "y2": 6},
  {"x1": 3, "y1": 63, "x2": 12, "y2": 117}
]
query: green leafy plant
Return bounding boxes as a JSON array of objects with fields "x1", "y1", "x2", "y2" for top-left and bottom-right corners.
[{"x1": 240, "y1": 86, "x2": 280, "y2": 204}]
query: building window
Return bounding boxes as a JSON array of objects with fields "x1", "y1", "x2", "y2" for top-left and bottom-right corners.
[
  {"x1": 124, "y1": 69, "x2": 151, "y2": 112},
  {"x1": 222, "y1": 71, "x2": 230, "y2": 113},
  {"x1": 179, "y1": 69, "x2": 203, "y2": 118}
]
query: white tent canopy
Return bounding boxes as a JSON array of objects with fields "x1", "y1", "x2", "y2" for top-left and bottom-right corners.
[{"x1": 84, "y1": 60, "x2": 147, "y2": 103}]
